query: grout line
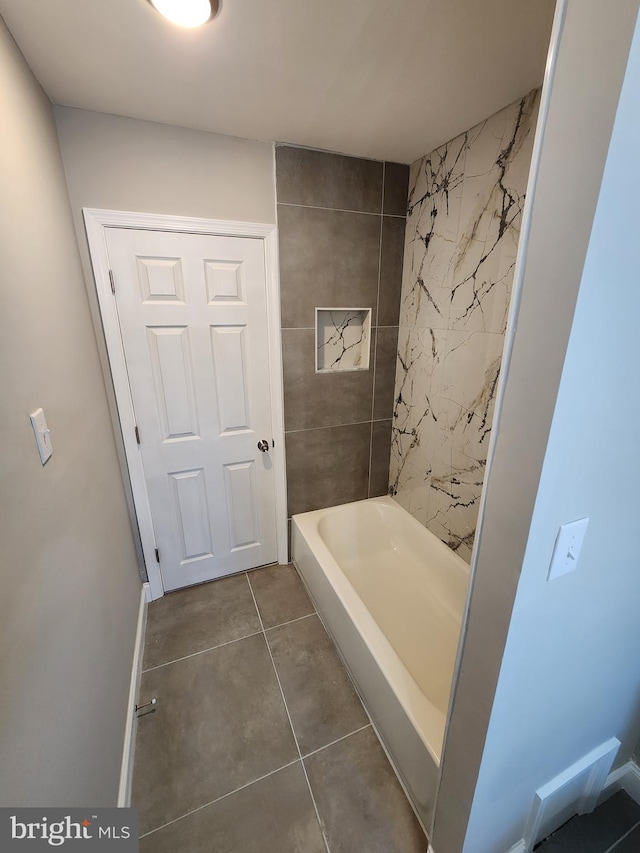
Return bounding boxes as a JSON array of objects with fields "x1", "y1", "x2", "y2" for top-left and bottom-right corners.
[
  {"x1": 398, "y1": 322, "x2": 508, "y2": 337},
  {"x1": 278, "y1": 201, "x2": 406, "y2": 219},
  {"x1": 264, "y1": 612, "x2": 317, "y2": 632},
  {"x1": 301, "y1": 724, "x2": 372, "y2": 761},
  {"x1": 280, "y1": 324, "x2": 399, "y2": 332},
  {"x1": 246, "y1": 573, "x2": 332, "y2": 853},
  {"x1": 367, "y1": 420, "x2": 375, "y2": 499},
  {"x1": 285, "y1": 420, "x2": 374, "y2": 435},
  {"x1": 307, "y1": 602, "x2": 431, "y2": 839},
  {"x1": 140, "y1": 567, "x2": 320, "y2": 837},
  {"x1": 139, "y1": 758, "x2": 301, "y2": 839},
  {"x1": 141, "y1": 630, "x2": 263, "y2": 673},
  {"x1": 603, "y1": 819, "x2": 640, "y2": 853},
  {"x1": 297, "y1": 587, "x2": 430, "y2": 839},
  {"x1": 367, "y1": 166, "x2": 385, "y2": 499},
  {"x1": 374, "y1": 161, "x2": 385, "y2": 346},
  {"x1": 246, "y1": 561, "x2": 280, "y2": 576}
]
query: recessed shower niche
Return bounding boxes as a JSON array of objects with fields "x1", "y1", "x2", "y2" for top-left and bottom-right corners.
[{"x1": 315, "y1": 308, "x2": 372, "y2": 373}]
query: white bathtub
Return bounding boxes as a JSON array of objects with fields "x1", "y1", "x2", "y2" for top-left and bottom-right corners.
[{"x1": 292, "y1": 495, "x2": 470, "y2": 831}]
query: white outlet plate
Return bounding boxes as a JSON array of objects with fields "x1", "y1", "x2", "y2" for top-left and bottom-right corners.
[
  {"x1": 547, "y1": 517, "x2": 589, "y2": 581},
  {"x1": 29, "y1": 407, "x2": 53, "y2": 465}
]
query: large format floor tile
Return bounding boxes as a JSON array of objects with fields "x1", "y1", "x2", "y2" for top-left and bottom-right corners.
[
  {"x1": 133, "y1": 570, "x2": 431, "y2": 852},
  {"x1": 141, "y1": 762, "x2": 326, "y2": 853},
  {"x1": 142, "y1": 574, "x2": 260, "y2": 670},
  {"x1": 304, "y1": 727, "x2": 426, "y2": 853},
  {"x1": 267, "y1": 614, "x2": 369, "y2": 755},
  {"x1": 248, "y1": 563, "x2": 314, "y2": 629},
  {"x1": 133, "y1": 633, "x2": 298, "y2": 835}
]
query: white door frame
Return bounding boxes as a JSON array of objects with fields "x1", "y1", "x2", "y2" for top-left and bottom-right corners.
[{"x1": 84, "y1": 208, "x2": 288, "y2": 600}]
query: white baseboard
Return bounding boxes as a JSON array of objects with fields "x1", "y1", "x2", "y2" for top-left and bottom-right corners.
[
  {"x1": 600, "y1": 760, "x2": 640, "y2": 806},
  {"x1": 117, "y1": 584, "x2": 148, "y2": 807},
  {"x1": 521, "y1": 737, "x2": 620, "y2": 851},
  {"x1": 506, "y1": 758, "x2": 640, "y2": 853}
]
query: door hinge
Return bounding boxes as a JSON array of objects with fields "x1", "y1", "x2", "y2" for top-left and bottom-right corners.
[
  {"x1": 135, "y1": 425, "x2": 140, "y2": 445},
  {"x1": 109, "y1": 269, "x2": 115, "y2": 294},
  {"x1": 155, "y1": 548, "x2": 160, "y2": 564}
]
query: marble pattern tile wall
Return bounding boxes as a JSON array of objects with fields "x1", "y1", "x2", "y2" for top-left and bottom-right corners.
[
  {"x1": 390, "y1": 90, "x2": 540, "y2": 561},
  {"x1": 316, "y1": 309, "x2": 371, "y2": 372},
  {"x1": 276, "y1": 146, "x2": 408, "y2": 532}
]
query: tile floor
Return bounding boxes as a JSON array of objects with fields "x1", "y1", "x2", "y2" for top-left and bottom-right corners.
[
  {"x1": 132, "y1": 564, "x2": 427, "y2": 853},
  {"x1": 535, "y1": 791, "x2": 640, "y2": 853}
]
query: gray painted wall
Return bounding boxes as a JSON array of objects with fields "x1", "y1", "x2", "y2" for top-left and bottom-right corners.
[
  {"x1": 54, "y1": 106, "x2": 277, "y2": 227},
  {"x1": 0, "y1": 20, "x2": 141, "y2": 805},
  {"x1": 433, "y1": 1, "x2": 640, "y2": 851},
  {"x1": 463, "y1": 8, "x2": 640, "y2": 849},
  {"x1": 54, "y1": 106, "x2": 279, "y2": 579}
]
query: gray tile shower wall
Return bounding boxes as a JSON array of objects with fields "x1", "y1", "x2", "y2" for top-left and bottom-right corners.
[{"x1": 276, "y1": 146, "x2": 408, "y2": 526}]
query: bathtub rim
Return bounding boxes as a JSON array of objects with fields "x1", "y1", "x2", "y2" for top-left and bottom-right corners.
[{"x1": 292, "y1": 495, "x2": 463, "y2": 766}]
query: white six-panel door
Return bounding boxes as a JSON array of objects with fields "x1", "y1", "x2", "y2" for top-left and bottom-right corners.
[{"x1": 104, "y1": 227, "x2": 277, "y2": 592}]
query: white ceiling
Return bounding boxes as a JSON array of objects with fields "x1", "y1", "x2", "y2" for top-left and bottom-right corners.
[{"x1": 0, "y1": 0, "x2": 556, "y2": 164}]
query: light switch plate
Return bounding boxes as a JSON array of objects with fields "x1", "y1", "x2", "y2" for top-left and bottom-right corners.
[
  {"x1": 547, "y1": 517, "x2": 589, "y2": 581},
  {"x1": 29, "y1": 407, "x2": 53, "y2": 465}
]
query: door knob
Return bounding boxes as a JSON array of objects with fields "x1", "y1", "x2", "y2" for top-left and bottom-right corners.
[{"x1": 257, "y1": 439, "x2": 270, "y2": 453}]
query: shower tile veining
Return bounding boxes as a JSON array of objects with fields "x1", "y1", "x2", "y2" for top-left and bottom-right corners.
[
  {"x1": 133, "y1": 565, "x2": 427, "y2": 853},
  {"x1": 390, "y1": 90, "x2": 541, "y2": 560}
]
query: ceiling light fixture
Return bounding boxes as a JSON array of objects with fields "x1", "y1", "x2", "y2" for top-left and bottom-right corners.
[{"x1": 148, "y1": 0, "x2": 216, "y2": 28}]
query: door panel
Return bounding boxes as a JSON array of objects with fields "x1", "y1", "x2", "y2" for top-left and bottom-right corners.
[
  {"x1": 211, "y1": 325, "x2": 250, "y2": 432},
  {"x1": 169, "y1": 468, "x2": 213, "y2": 561},
  {"x1": 224, "y1": 461, "x2": 259, "y2": 550},
  {"x1": 147, "y1": 326, "x2": 199, "y2": 439},
  {"x1": 137, "y1": 256, "x2": 185, "y2": 303},
  {"x1": 105, "y1": 228, "x2": 277, "y2": 591},
  {"x1": 205, "y1": 260, "x2": 243, "y2": 302}
]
